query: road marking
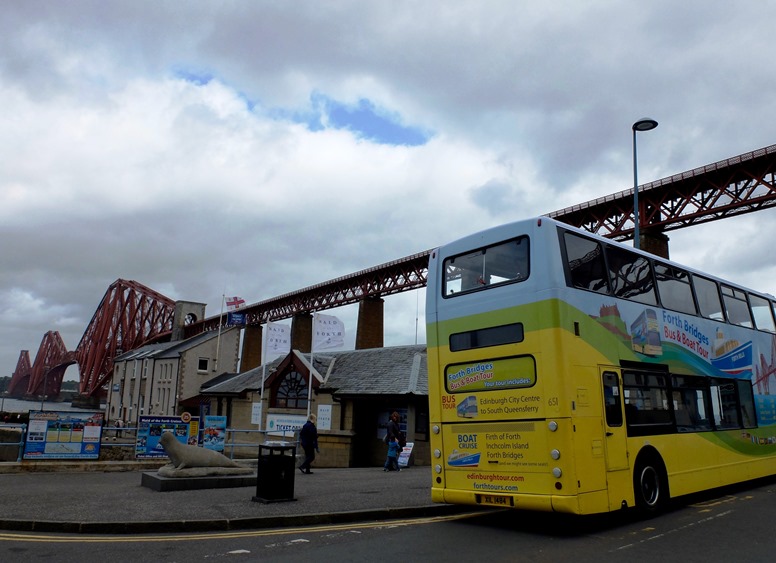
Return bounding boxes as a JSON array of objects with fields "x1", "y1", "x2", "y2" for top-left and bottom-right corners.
[
  {"x1": 689, "y1": 495, "x2": 737, "y2": 509},
  {"x1": 0, "y1": 511, "x2": 484, "y2": 544},
  {"x1": 613, "y1": 510, "x2": 734, "y2": 552}
]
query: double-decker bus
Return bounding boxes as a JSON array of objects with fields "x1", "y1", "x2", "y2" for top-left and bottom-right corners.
[{"x1": 426, "y1": 217, "x2": 776, "y2": 515}]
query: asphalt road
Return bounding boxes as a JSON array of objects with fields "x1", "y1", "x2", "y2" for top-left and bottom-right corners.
[{"x1": 2, "y1": 475, "x2": 775, "y2": 562}]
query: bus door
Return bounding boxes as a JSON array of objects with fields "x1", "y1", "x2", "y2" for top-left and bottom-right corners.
[{"x1": 601, "y1": 369, "x2": 629, "y2": 471}]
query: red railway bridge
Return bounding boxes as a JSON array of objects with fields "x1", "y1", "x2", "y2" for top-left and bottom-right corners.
[{"x1": 8, "y1": 143, "x2": 776, "y2": 403}]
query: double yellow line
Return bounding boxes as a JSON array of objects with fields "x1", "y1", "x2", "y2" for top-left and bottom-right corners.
[{"x1": 0, "y1": 511, "x2": 484, "y2": 544}]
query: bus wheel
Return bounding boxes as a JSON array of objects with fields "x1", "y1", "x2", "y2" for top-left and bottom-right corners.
[{"x1": 633, "y1": 458, "x2": 668, "y2": 514}]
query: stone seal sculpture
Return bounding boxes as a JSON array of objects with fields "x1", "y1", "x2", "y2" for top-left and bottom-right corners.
[{"x1": 157, "y1": 431, "x2": 253, "y2": 478}]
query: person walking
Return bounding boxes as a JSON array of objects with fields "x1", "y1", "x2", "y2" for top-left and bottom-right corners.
[{"x1": 299, "y1": 414, "x2": 319, "y2": 475}]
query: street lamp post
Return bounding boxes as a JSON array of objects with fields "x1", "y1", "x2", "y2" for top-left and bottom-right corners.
[{"x1": 632, "y1": 117, "x2": 659, "y2": 250}]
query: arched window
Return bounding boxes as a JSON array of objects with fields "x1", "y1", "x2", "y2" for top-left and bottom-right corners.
[{"x1": 274, "y1": 370, "x2": 309, "y2": 409}]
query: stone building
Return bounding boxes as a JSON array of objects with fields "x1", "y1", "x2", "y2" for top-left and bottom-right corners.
[
  {"x1": 199, "y1": 344, "x2": 429, "y2": 467},
  {"x1": 106, "y1": 327, "x2": 240, "y2": 427}
]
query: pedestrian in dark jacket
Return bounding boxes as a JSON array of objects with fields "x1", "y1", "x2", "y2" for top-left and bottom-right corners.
[
  {"x1": 299, "y1": 414, "x2": 319, "y2": 474},
  {"x1": 386, "y1": 411, "x2": 401, "y2": 443}
]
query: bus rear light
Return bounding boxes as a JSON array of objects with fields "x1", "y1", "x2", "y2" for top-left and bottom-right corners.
[
  {"x1": 548, "y1": 421, "x2": 558, "y2": 431},
  {"x1": 434, "y1": 449, "x2": 442, "y2": 458},
  {"x1": 432, "y1": 425, "x2": 440, "y2": 434},
  {"x1": 435, "y1": 464, "x2": 442, "y2": 474},
  {"x1": 550, "y1": 449, "x2": 561, "y2": 460},
  {"x1": 552, "y1": 467, "x2": 562, "y2": 478}
]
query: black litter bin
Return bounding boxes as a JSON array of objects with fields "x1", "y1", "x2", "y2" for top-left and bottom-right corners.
[{"x1": 252, "y1": 444, "x2": 297, "y2": 503}]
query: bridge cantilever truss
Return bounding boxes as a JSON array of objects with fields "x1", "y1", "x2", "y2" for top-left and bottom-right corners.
[
  {"x1": 75, "y1": 280, "x2": 176, "y2": 398},
  {"x1": 9, "y1": 143, "x2": 776, "y2": 400},
  {"x1": 550, "y1": 143, "x2": 776, "y2": 240},
  {"x1": 8, "y1": 280, "x2": 176, "y2": 400}
]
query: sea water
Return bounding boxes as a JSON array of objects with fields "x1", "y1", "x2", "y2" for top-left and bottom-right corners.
[{"x1": 0, "y1": 396, "x2": 105, "y2": 415}]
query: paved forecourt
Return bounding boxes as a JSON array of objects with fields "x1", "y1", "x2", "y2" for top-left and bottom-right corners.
[{"x1": 0, "y1": 464, "x2": 471, "y2": 534}]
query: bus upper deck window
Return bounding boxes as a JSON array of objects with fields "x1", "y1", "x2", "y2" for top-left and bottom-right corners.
[
  {"x1": 443, "y1": 237, "x2": 529, "y2": 296},
  {"x1": 694, "y1": 276, "x2": 725, "y2": 321},
  {"x1": 749, "y1": 293, "x2": 776, "y2": 333},
  {"x1": 563, "y1": 232, "x2": 609, "y2": 294},
  {"x1": 721, "y1": 285, "x2": 753, "y2": 328}
]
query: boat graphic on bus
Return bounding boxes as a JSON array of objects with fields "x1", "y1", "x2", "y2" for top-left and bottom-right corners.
[
  {"x1": 447, "y1": 449, "x2": 481, "y2": 467},
  {"x1": 711, "y1": 329, "x2": 753, "y2": 376}
]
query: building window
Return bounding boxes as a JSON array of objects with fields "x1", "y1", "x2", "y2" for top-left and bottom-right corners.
[
  {"x1": 274, "y1": 370, "x2": 309, "y2": 409},
  {"x1": 198, "y1": 358, "x2": 209, "y2": 372}
]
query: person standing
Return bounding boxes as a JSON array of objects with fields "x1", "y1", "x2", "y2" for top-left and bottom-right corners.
[
  {"x1": 386, "y1": 411, "x2": 401, "y2": 444},
  {"x1": 384, "y1": 411, "x2": 404, "y2": 470},
  {"x1": 384, "y1": 436, "x2": 400, "y2": 471},
  {"x1": 299, "y1": 414, "x2": 319, "y2": 475}
]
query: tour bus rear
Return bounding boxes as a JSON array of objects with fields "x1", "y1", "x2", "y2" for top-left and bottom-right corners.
[{"x1": 425, "y1": 219, "x2": 606, "y2": 514}]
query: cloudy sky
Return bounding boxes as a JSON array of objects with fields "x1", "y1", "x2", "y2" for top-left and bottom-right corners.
[{"x1": 3, "y1": 2, "x2": 776, "y2": 381}]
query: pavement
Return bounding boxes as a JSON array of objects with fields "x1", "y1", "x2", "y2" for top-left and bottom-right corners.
[{"x1": 0, "y1": 461, "x2": 470, "y2": 535}]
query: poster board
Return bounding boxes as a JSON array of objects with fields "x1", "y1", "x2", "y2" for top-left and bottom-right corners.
[
  {"x1": 317, "y1": 404, "x2": 332, "y2": 431},
  {"x1": 135, "y1": 415, "x2": 199, "y2": 459},
  {"x1": 23, "y1": 411, "x2": 104, "y2": 460},
  {"x1": 398, "y1": 442, "x2": 414, "y2": 468},
  {"x1": 202, "y1": 415, "x2": 227, "y2": 452}
]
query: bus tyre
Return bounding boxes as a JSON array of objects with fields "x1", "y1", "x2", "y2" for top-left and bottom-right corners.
[{"x1": 633, "y1": 458, "x2": 668, "y2": 514}]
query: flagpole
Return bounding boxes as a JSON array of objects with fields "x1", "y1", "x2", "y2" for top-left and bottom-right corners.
[
  {"x1": 307, "y1": 313, "x2": 315, "y2": 419},
  {"x1": 214, "y1": 293, "x2": 224, "y2": 372},
  {"x1": 415, "y1": 291, "x2": 419, "y2": 345},
  {"x1": 259, "y1": 322, "x2": 268, "y2": 431}
]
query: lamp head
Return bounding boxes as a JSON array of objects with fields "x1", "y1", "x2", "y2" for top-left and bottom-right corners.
[{"x1": 633, "y1": 118, "x2": 658, "y2": 132}]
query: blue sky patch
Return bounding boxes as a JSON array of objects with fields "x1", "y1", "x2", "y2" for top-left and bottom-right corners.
[
  {"x1": 316, "y1": 94, "x2": 429, "y2": 146},
  {"x1": 172, "y1": 70, "x2": 429, "y2": 145},
  {"x1": 174, "y1": 68, "x2": 214, "y2": 86}
]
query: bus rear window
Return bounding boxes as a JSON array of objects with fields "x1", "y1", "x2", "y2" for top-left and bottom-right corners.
[
  {"x1": 443, "y1": 237, "x2": 528, "y2": 296},
  {"x1": 450, "y1": 323, "x2": 524, "y2": 351}
]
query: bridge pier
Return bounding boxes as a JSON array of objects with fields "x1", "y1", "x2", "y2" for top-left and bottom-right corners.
[
  {"x1": 640, "y1": 230, "x2": 670, "y2": 259},
  {"x1": 240, "y1": 324, "x2": 263, "y2": 371},
  {"x1": 71, "y1": 394, "x2": 102, "y2": 409},
  {"x1": 356, "y1": 297, "x2": 384, "y2": 349},
  {"x1": 291, "y1": 313, "x2": 313, "y2": 353}
]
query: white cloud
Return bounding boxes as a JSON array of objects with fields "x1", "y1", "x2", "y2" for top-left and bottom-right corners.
[{"x1": 2, "y1": 1, "x2": 776, "y2": 384}]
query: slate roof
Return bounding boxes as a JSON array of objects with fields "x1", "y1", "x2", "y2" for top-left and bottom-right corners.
[
  {"x1": 201, "y1": 344, "x2": 427, "y2": 398},
  {"x1": 113, "y1": 329, "x2": 230, "y2": 362},
  {"x1": 317, "y1": 345, "x2": 427, "y2": 396},
  {"x1": 113, "y1": 342, "x2": 176, "y2": 362}
]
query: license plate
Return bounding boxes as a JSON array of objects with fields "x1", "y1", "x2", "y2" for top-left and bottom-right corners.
[{"x1": 479, "y1": 494, "x2": 513, "y2": 507}]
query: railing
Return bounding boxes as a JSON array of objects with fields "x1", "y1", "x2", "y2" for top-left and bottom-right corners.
[
  {"x1": 99, "y1": 424, "x2": 138, "y2": 448},
  {"x1": 224, "y1": 428, "x2": 299, "y2": 459},
  {"x1": 0, "y1": 423, "x2": 27, "y2": 462},
  {"x1": 3, "y1": 424, "x2": 300, "y2": 461}
]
